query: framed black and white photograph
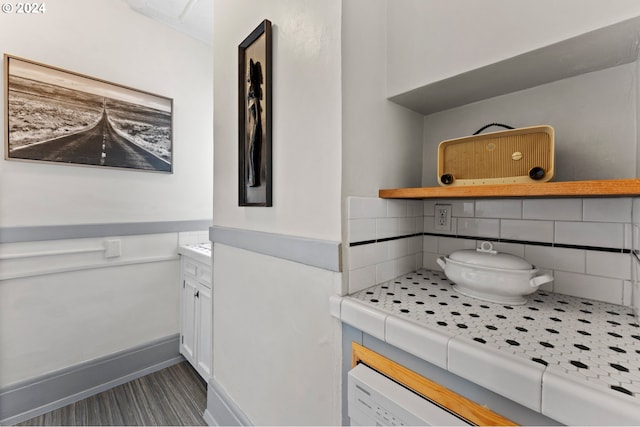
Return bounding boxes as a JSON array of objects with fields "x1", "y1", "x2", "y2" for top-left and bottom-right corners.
[
  {"x1": 4, "y1": 54, "x2": 173, "y2": 173},
  {"x1": 238, "y1": 19, "x2": 272, "y2": 206}
]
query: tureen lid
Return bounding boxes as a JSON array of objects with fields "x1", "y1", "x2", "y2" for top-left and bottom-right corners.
[{"x1": 448, "y1": 241, "x2": 533, "y2": 270}]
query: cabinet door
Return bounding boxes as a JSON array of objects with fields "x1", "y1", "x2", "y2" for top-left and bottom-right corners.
[
  {"x1": 180, "y1": 278, "x2": 198, "y2": 365},
  {"x1": 196, "y1": 285, "x2": 212, "y2": 380}
]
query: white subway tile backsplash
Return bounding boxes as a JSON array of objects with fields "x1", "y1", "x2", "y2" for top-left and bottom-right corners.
[
  {"x1": 387, "y1": 199, "x2": 407, "y2": 218},
  {"x1": 500, "y1": 219, "x2": 554, "y2": 243},
  {"x1": 347, "y1": 195, "x2": 636, "y2": 306},
  {"x1": 408, "y1": 236, "x2": 423, "y2": 254},
  {"x1": 437, "y1": 236, "x2": 476, "y2": 255},
  {"x1": 376, "y1": 259, "x2": 398, "y2": 283},
  {"x1": 397, "y1": 254, "x2": 419, "y2": 276},
  {"x1": 423, "y1": 235, "x2": 438, "y2": 253},
  {"x1": 407, "y1": 200, "x2": 424, "y2": 217},
  {"x1": 423, "y1": 200, "x2": 437, "y2": 216},
  {"x1": 388, "y1": 238, "x2": 408, "y2": 259},
  {"x1": 555, "y1": 221, "x2": 624, "y2": 249},
  {"x1": 348, "y1": 197, "x2": 387, "y2": 219},
  {"x1": 348, "y1": 218, "x2": 376, "y2": 243},
  {"x1": 348, "y1": 266, "x2": 376, "y2": 294},
  {"x1": 525, "y1": 245, "x2": 585, "y2": 274},
  {"x1": 349, "y1": 242, "x2": 387, "y2": 270},
  {"x1": 522, "y1": 199, "x2": 582, "y2": 221},
  {"x1": 398, "y1": 217, "x2": 417, "y2": 235},
  {"x1": 583, "y1": 198, "x2": 632, "y2": 223},
  {"x1": 475, "y1": 199, "x2": 522, "y2": 219},
  {"x1": 553, "y1": 271, "x2": 624, "y2": 305},
  {"x1": 457, "y1": 218, "x2": 499, "y2": 238},
  {"x1": 376, "y1": 217, "x2": 398, "y2": 239},
  {"x1": 451, "y1": 200, "x2": 475, "y2": 217},
  {"x1": 585, "y1": 251, "x2": 631, "y2": 280},
  {"x1": 623, "y1": 280, "x2": 632, "y2": 307},
  {"x1": 423, "y1": 253, "x2": 441, "y2": 271}
]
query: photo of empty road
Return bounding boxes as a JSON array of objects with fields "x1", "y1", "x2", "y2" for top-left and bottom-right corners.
[{"x1": 6, "y1": 56, "x2": 172, "y2": 172}]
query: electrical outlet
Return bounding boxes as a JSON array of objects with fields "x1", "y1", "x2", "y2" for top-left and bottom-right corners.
[{"x1": 434, "y1": 204, "x2": 452, "y2": 231}]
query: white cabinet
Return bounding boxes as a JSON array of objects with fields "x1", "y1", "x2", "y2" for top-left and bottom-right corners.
[{"x1": 179, "y1": 252, "x2": 212, "y2": 381}]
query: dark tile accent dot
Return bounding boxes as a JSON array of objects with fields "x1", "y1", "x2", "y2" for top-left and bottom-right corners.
[
  {"x1": 546, "y1": 328, "x2": 559, "y2": 334},
  {"x1": 570, "y1": 360, "x2": 589, "y2": 369},
  {"x1": 578, "y1": 319, "x2": 591, "y2": 324},
  {"x1": 609, "y1": 332, "x2": 623, "y2": 338},
  {"x1": 516, "y1": 327, "x2": 528, "y2": 332},
  {"x1": 506, "y1": 339, "x2": 520, "y2": 346},
  {"x1": 370, "y1": 299, "x2": 379, "y2": 303},
  {"x1": 554, "y1": 308, "x2": 567, "y2": 312},
  {"x1": 437, "y1": 321, "x2": 447, "y2": 327},
  {"x1": 550, "y1": 317, "x2": 562, "y2": 322},
  {"x1": 632, "y1": 335, "x2": 640, "y2": 341},
  {"x1": 416, "y1": 301, "x2": 424, "y2": 305},
  {"x1": 400, "y1": 309, "x2": 410, "y2": 313},
  {"x1": 486, "y1": 325, "x2": 498, "y2": 331},
  {"x1": 574, "y1": 344, "x2": 590, "y2": 351},
  {"x1": 523, "y1": 316, "x2": 535, "y2": 321},
  {"x1": 609, "y1": 346, "x2": 626, "y2": 353},
  {"x1": 528, "y1": 307, "x2": 540, "y2": 311},
  {"x1": 606, "y1": 311, "x2": 620, "y2": 316},
  {"x1": 540, "y1": 341, "x2": 554, "y2": 348},
  {"x1": 610, "y1": 363, "x2": 629, "y2": 372},
  {"x1": 457, "y1": 324, "x2": 468, "y2": 329},
  {"x1": 532, "y1": 358, "x2": 548, "y2": 366},
  {"x1": 469, "y1": 313, "x2": 480, "y2": 318},
  {"x1": 607, "y1": 320, "x2": 621, "y2": 326},
  {"x1": 611, "y1": 385, "x2": 634, "y2": 396},
  {"x1": 393, "y1": 300, "x2": 402, "y2": 304},
  {"x1": 577, "y1": 330, "x2": 592, "y2": 336},
  {"x1": 473, "y1": 337, "x2": 486, "y2": 344},
  {"x1": 426, "y1": 310, "x2": 435, "y2": 315}
]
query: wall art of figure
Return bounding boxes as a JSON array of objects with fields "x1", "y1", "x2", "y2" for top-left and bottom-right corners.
[{"x1": 246, "y1": 58, "x2": 263, "y2": 187}]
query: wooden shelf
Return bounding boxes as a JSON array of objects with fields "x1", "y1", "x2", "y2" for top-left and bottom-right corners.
[{"x1": 379, "y1": 178, "x2": 640, "y2": 199}]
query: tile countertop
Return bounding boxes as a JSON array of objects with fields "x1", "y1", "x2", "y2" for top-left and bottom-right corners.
[
  {"x1": 331, "y1": 269, "x2": 640, "y2": 426},
  {"x1": 178, "y1": 242, "x2": 212, "y2": 265}
]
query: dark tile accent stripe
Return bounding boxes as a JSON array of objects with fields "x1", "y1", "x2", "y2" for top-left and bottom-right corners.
[
  {"x1": 350, "y1": 232, "x2": 629, "y2": 254},
  {"x1": 424, "y1": 232, "x2": 629, "y2": 253},
  {"x1": 349, "y1": 233, "x2": 422, "y2": 247}
]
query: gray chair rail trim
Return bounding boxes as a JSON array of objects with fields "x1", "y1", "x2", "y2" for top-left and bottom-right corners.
[
  {"x1": 0, "y1": 334, "x2": 182, "y2": 426},
  {"x1": 209, "y1": 225, "x2": 342, "y2": 272},
  {"x1": 204, "y1": 378, "x2": 253, "y2": 426},
  {"x1": 0, "y1": 220, "x2": 212, "y2": 243}
]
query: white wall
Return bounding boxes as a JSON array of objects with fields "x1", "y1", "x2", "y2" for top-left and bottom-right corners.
[
  {"x1": 213, "y1": 244, "x2": 341, "y2": 425},
  {"x1": 212, "y1": 1, "x2": 342, "y2": 424},
  {"x1": 212, "y1": 0, "x2": 341, "y2": 242},
  {"x1": 422, "y1": 63, "x2": 637, "y2": 186},
  {"x1": 386, "y1": 0, "x2": 640, "y2": 97},
  {"x1": 0, "y1": 0, "x2": 213, "y2": 226},
  {"x1": 0, "y1": 0, "x2": 213, "y2": 388},
  {"x1": 341, "y1": 0, "x2": 423, "y2": 198}
]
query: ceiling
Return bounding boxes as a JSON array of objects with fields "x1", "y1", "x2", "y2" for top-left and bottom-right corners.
[{"x1": 124, "y1": 0, "x2": 213, "y2": 45}]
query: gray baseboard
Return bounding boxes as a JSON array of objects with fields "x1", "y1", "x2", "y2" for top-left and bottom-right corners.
[
  {"x1": 204, "y1": 378, "x2": 253, "y2": 426},
  {"x1": 210, "y1": 225, "x2": 341, "y2": 272},
  {"x1": 0, "y1": 220, "x2": 212, "y2": 243},
  {"x1": 0, "y1": 334, "x2": 182, "y2": 426}
]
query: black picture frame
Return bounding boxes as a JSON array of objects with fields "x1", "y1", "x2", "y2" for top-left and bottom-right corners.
[
  {"x1": 4, "y1": 54, "x2": 173, "y2": 173},
  {"x1": 238, "y1": 19, "x2": 272, "y2": 206}
]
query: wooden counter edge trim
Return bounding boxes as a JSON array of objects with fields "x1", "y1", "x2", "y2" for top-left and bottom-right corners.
[
  {"x1": 379, "y1": 178, "x2": 640, "y2": 199},
  {"x1": 351, "y1": 342, "x2": 518, "y2": 426}
]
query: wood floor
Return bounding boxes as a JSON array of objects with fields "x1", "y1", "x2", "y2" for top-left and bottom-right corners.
[{"x1": 18, "y1": 362, "x2": 207, "y2": 426}]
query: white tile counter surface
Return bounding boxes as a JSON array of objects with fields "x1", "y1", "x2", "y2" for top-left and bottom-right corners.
[
  {"x1": 178, "y1": 242, "x2": 212, "y2": 265},
  {"x1": 333, "y1": 269, "x2": 640, "y2": 425}
]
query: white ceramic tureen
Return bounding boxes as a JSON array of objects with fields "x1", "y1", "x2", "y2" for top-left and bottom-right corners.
[{"x1": 436, "y1": 241, "x2": 553, "y2": 305}]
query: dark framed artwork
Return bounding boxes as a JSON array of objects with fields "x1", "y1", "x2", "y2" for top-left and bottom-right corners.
[
  {"x1": 238, "y1": 19, "x2": 272, "y2": 206},
  {"x1": 4, "y1": 54, "x2": 173, "y2": 173}
]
